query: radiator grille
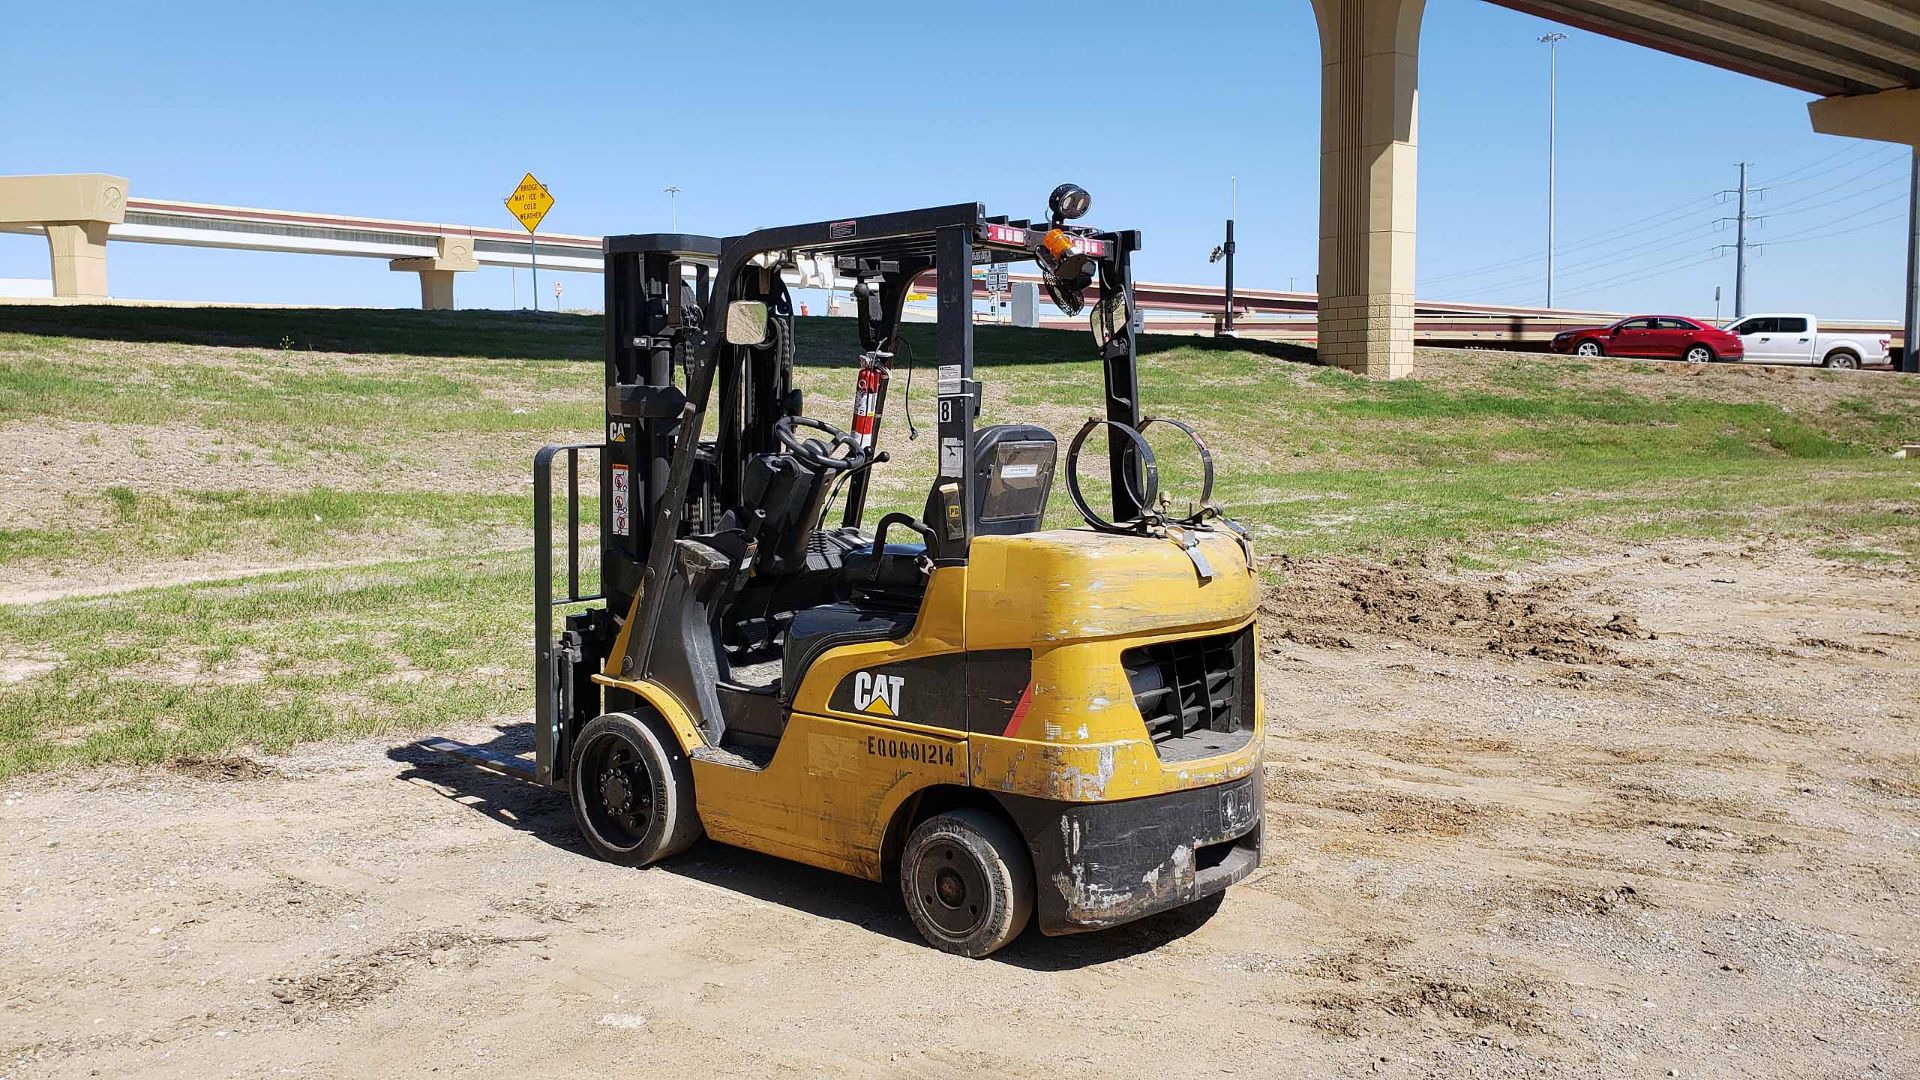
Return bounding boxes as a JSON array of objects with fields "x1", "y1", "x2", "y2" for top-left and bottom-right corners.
[{"x1": 1123, "y1": 626, "x2": 1255, "y2": 762}]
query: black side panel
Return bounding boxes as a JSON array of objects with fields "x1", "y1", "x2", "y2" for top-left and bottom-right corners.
[
  {"x1": 965, "y1": 650, "x2": 1031, "y2": 734},
  {"x1": 818, "y1": 649, "x2": 1030, "y2": 734},
  {"x1": 823, "y1": 652, "x2": 967, "y2": 730}
]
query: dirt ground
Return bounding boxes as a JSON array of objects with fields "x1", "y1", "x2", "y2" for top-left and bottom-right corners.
[{"x1": 3, "y1": 542, "x2": 1916, "y2": 1079}]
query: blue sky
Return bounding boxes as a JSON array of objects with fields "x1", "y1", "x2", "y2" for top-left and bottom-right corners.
[{"x1": 1, "y1": 0, "x2": 1908, "y2": 320}]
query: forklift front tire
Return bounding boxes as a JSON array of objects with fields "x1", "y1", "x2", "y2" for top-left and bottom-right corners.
[
  {"x1": 900, "y1": 809, "x2": 1035, "y2": 958},
  {"x1": 569, "y1": 712, "x2": 702, "y2": 867}
]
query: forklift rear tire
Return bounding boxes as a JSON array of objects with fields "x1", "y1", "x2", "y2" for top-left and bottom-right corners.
[
  {"x1": 900, "y1": 809, "x2": 1034, "y2": 958},
  {"x1": 569, "y1": 712, "x2": 702, "y2": 867}
]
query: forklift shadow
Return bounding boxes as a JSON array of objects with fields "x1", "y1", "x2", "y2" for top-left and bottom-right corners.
[{"x1": 389, "y1": 724, "x2": 1223, "y2": 969}]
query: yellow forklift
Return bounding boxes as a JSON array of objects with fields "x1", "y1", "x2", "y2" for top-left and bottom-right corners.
[{"x1": 442, "y1": 186, "x2": 1263, "y2": 957}]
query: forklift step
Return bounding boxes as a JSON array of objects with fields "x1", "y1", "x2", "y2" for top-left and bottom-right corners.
[
  {"x1": 416, "y1": 738, "x2": 537, "y2": 783},
  {"x1": 691, "y1": 742, "x2": 775, "y2": 772}
]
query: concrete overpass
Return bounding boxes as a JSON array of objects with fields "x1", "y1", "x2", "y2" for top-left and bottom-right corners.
[
  {"x1": 1311, "y1": 0, "x2": 1920, "y2": 376},
  {"x1": 0, "y1": 181, "x2": 607, "y2": 308},
  {"x1": 0, "y1": 177, "x2": 1904, "y2": 357}
]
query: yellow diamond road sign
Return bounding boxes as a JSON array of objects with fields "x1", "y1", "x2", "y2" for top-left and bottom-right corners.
[{"x1": 505, "y1": 172, "x2": 554, "y2": 233}]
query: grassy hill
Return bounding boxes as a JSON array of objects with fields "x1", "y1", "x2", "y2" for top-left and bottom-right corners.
[{"x1": 0, "y1": 305, "x2": 1915, "y2": 775}]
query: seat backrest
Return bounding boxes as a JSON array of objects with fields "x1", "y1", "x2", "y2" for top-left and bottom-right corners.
[
  {"x1": 738, "y1": 453, "x2": 829, "y2": 575},
  {"x1": 972, "y1": 424, "x2": 1057, "y2": 536}
]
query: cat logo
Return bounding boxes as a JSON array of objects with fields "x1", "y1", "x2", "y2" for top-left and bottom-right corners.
[{"x1": 851, "y1": 670, "x2": 905, "y2": 718}]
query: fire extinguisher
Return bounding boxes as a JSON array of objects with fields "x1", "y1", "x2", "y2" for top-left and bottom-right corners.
[{"x1": 849, "y1": 354, "x2": 890, "y2": 452}]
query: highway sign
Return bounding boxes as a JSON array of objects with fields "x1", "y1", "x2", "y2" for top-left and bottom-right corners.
[{"x1": 505, "y1": 172, "x2": 554, "y2": 233}]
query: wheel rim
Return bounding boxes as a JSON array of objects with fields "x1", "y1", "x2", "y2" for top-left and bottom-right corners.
[
  {"x1": 912, "y1": 839, "x2": 992, "y2": 939},
  {"x1": 1832, "y1": 355, "x2": 1857, "y2": 369},
  {"x1": 1576, "y1": 343, "x2": 1599, "y2": 356},
  {"x1": 579, "y1": 731, "x2": 655, "y2": 850},
  {"x1": 1687, "y1": 347, "x2": 1710, "y2": 364}
]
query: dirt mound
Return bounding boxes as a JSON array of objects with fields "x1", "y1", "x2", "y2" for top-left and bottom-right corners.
[
  {"x1": 270, "y1": 929, "x2": 542, "y2": 1016},
  {"x1": 1301, "y1": 934, "x2": 1548, "y2": 1037},
  {"x1": 165, "y1": 755, "x2": 284, "y2": 782},
  {"x1": 1262, "y1": 556, "x2": 1653, "y2": 666}
]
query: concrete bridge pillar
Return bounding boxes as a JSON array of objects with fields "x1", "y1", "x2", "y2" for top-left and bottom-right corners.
[
  {"x1": 45, "y1": 222, "x2": 113, "y2": 298},
  {"x1": 0, "y1": 174, "x2": 128, "y2": 299},
  {"x1": 390, "y1": 234, "x2": 478, "y2": 310},
  {"x1": 1310, "y1": 0, "x2": 1425, "y2": 379},
  {"x1": 1810, "y1": 89, "x2": 1920, "y2": 374}
]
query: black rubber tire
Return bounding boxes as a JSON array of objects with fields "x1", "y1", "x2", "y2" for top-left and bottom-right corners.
[
  {"x1": 900, "y1": 809, "x2": 1034, "y2": 958},
  {"x1": 1823, "y1": 350, "x2": 1860, "y2": 370},
  {"x1": 569, "y1": 711, "x2": 702, "y2": 867},
  {"x1": 1574, "y1": 339, "x2": 1604, "y2": 357},
  {"x1": 1684, "y1": 344, "x2": 1714, "y2": 364}
]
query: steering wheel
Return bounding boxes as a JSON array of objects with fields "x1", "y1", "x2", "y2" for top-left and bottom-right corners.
[{"x1": 774, "y1": 415, "x2": 869, "y2": 473}]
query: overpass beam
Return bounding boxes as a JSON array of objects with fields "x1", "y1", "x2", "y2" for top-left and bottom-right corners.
[
  {"x1": 1810, "y1": 89, "x2": 1920, "y2": 373},
  {"x1": 0, "y1": 174, "x2": 128, "y2": 299},
  {"x1": 389, "y1": 234, "x2": 478, "y2": 311},
  {"x1": 1311, "y1": 0, "x2": 1425, "y2": 379}
]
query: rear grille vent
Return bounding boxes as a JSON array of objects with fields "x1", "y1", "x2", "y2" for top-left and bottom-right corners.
[{"x1": 1123, "y1": 626, "x2": 1255, "y2": 764}]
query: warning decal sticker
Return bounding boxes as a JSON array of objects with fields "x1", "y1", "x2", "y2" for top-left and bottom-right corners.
[{"x1": 611, "y1": 464, "x2": 630, "y2": 535}]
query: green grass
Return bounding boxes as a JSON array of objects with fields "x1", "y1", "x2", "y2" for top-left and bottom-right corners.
[
  {"x1": 0, "y1": 556, "x2": 530, "y2": 777},
  {"x1": 0, "y1": 488, "x2": 540, "y2": 572},
  {"x1": 2, "y1": 307, "x2": 1917, "y2": 776}
]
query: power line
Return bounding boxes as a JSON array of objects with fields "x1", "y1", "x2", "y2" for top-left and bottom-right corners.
[
  {"x1": 1763, "y1": 192, "x2": 1911, "y2": 244},
  {"x1": 1422, "y1": 146, "x2": 1909, "y2": 304},
  {"x1": 1759, "y1": 147, "x2": 1905, "y2": 214},
  {"x1": 1763, "y1": 173, "x2": 1909, "y2": 220},
  {"x1": 1416, "y1": 189, "x2": 1720, "y2": 287},
  {"x1": 1443, "y1": 216, "x2": 1725, "y2": 299},
  {"x1": 1573, "y1": 249, "x2": 1725, "y2": 294},
  {"x1": 1765, "y1": 212, "x2": 1908, "y2": 248},
  {"x1": 1753, "y1": 141, "x2": 1885, "y2": 188}
]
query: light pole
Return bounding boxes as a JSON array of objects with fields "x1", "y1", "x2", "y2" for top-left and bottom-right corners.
[
  {"x1": 1540, "y1": 31, "x2": 1567, "y2": 309},
  {"x1": 1208, "y1": 176, "x2": 1237, "y2": 335},
  {"x1": 663, "y1": 186, "x2": 681, "y2": 231}
]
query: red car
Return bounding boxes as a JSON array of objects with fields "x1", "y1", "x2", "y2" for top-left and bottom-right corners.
[{"x1": 1549, "y1": 315, "x2": 1744, "y2": 364}]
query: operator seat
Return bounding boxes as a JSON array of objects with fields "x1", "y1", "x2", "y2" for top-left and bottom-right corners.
[
  {"x1": 782, "y1": 425, "x2": 1059, "y2": 700},
  {"x1": 840, "y1": 423, "x2": 1059, "y2": 600}
]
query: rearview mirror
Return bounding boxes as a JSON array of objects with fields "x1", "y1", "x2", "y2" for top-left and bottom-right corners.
[{"x1": 725, "y1": 301, "x2": 768, "y2": 346}]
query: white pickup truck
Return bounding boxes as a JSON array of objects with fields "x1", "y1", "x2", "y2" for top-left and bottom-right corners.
[{"x1": 1721, "y1": 313, "x2": 1890, "y2": 369}]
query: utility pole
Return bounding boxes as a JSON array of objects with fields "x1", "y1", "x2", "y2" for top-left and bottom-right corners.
[
  {"x1": 664, "y1": 186, "x2": 681, "y2": 232},
  {"x1": 1734, "y1": 162, "x2": 1748, "y2": 318},
  {"x1": 1540, "y1": 32, "x2": 1567, "y2": 308},
  {"x1": 1905, "y1": 148, "x2": 1919, "y2": 374},
  {"x1": 1717, "y1": 164, "x2": 1762, "y2": 319}
]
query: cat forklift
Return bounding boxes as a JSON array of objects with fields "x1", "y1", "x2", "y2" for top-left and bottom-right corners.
[{"x1": 441, "y1": 186, "x2": 1263, "y2": 957}]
